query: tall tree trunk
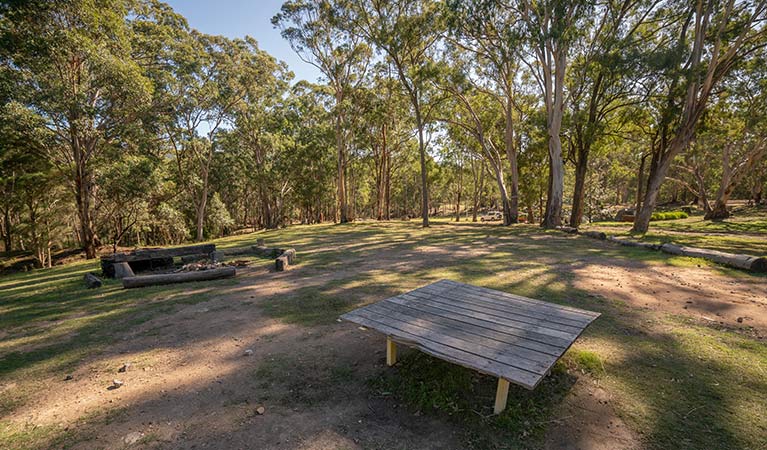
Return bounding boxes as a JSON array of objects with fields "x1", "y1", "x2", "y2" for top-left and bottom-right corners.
[
  {"x1": 2, "y1": 207, "x2": 11, "y2": 256},
  {"x1": 455, "y1": 155, "x2": 463, "y2": 222},
  {"x1": 472, "y1": 160, "x2": 485, "y2": 222},
  {"x1": 384, "y1": 151, "x2": 391, "y2": 220},
  {"x1": 542, "y1": 49, "x2": 566, "y2": 229},
  {"x1": 75, "y1": 163, "x2": 97, "y2": 258},
  {"x1": 336, "y1": 104, "x2": 348, "y2": 223},
  {"x1": 635, "y1": 153, "x2": 648, "y2": 213},
  {"x1": 504, "y1": 96, "x2": 519, "y2": 223},
  {"x1": 569, "y1": 144, "x2": 589, "y2": 227},
  {"x1": 753, "y1": 178, "x2": 764, "y2": 205},
  {"x1": 415, "y1": 106, "x2": 429, "y2": 227},
  {"x1": 195, "y1": 172, "x2": 210, "y2": 242}
]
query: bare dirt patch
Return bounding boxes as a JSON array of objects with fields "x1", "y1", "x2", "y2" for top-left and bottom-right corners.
[{"x1": 572, "y1": 259, "x2": 767, "y2": 334}]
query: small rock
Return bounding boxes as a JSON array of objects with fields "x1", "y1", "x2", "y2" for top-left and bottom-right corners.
[
  {"x1": 123, "y1": 431, "x2": 144, "y2": 445},
  {"x1": 118, "y1": 363, "x2": 132, "y2": 373},
  {"x1": 737, "y1": 317, "x2": 744, "y2": 323},
  {"x1": 112, "y1": 379, "x2": 124, "y2": 389},
  {"x1": 256, "y1": 406, "x2": 266, "y2": 415},
  {"x1": 64, "y1": 374, "x2": 73, "y2": 381},
  {"x1": 243, "y1": 349, "x2": 254, "y2": 356}
]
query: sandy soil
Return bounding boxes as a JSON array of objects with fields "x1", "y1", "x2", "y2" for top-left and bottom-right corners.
[{"x1": 6, "y1": 227, "x2": 767, "y2": 449}]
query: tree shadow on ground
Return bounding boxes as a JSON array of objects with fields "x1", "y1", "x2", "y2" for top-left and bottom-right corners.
[{"x1": 1, "y1": 221, "x2": 765, "y2": 449}]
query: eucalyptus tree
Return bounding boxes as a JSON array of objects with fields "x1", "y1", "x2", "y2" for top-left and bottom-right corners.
[
  {"x1": 445, "y1": 0, "x2": 525, "y2": 223},
  {"x1": 682, "y1": 53, "x2": 767, "y2": 220},
  {"x1": 632, "y1": 0, "x2": 767, "y2": 232},
  {"x1": 352, "y1": 63, "x2": 414, "y2": 220},
  {"x1": 273, "y1": 0, "x2": 370, "y2": 224},
  {"x1": 224, "y1": 47, "x2": 292, "y2": 229},
  {"x1": 564, "y1": 0, "x2": 655, "y2": 227},
  {"x1": 281, "y1": 81, "x2": 337, "y2": 224},
  {"x1": 164, "y1": 34, "x2": 280, "y2": 240},
  {"x1": 0, "y1": 0, "x2": 182, "y2": 257},
  {"x1": 441, "y1": 66, "x2": 515, "y2": 225},
  {"x1": 514, "y1": 0, "x2": 591, "y2": 228},
  {"x1": 0, "y1": 101, "x2": 54, "y2": 257},
  {"x1": 340, "y1": 0, "x2": 445, "y2": 227}
]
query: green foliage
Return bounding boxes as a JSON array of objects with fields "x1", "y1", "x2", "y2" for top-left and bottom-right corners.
[
  {"x1": 204, "y1": 192, "x2": 234, "y2": 238},
  {"x1": 650, "y1": 211, "x2": 689, "y2": 221}
]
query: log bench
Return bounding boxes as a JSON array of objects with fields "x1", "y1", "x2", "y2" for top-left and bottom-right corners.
[
  {"x1": 101, "y1": 244, "x2": 217, "y2": 278},
  {"x1": 340, "y1": 279, "x2": 600, "y2": 414}
]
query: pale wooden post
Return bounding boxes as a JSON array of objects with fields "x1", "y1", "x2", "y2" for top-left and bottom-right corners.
[
  {"x1": 386, "y1": 337, "x2": 397, "y2": 366},
  {"x1": 494, "y1": 378, "x2": 510, "y2": 414}
]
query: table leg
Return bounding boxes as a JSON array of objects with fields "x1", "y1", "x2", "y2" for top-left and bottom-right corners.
[
  {"x1": 494, "y1": 378, "x2": 510, "y2": 414},
  {"x1": 386, "y1": 337, "x2": 397, "y2": 366}
]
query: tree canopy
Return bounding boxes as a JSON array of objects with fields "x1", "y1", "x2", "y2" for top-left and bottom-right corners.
[{"x1": 1, "y1": 0, "x2": 765, "y2": 265}]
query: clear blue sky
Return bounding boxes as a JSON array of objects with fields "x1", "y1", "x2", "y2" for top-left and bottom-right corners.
[{"x1": 164, "y1": 0, "x2": 322, "y2": 83}]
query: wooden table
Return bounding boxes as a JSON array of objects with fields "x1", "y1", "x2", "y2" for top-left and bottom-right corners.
[{"x1": 340, "y1": 279, "x2": 600, "y2": 414}]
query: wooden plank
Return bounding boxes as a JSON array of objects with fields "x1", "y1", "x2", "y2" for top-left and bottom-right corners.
[
  {"x1": 396, "y1": 293, "x2": 579, "y2": 344},
  {"x1": 358, "y1": 304, "x2": 554, "y2": 375},
  {"x1": 346, "y1": 308, "x2": 548, "y2": 375},
  {"x1": 434, "y1": 280, "x2": 600, "y2": 319},
  {"x1": 341, "y1": 312, "x2": 540, "y2": 388},
  {"x1": 494, "y1": 378, "x2": 510, "y2": 414},
  {"x1": 386, "y1": 337, "x2": 397, "y2": 366},
  {"x1": 369, "y1": 300, "x2": 563, "y2": 357},
  {"x1": 366, "y1": 302, "x2": 558, "y2": 367},
  {"x1": 440, "y1": 280, "x2": 600, "y2": 319},
  {"x1": 434, "y1": 279, "x2": 598, "y2": 317},
  {"x1": 388, "y1": 295, "x2": 571, "y2": 351},
  {"x1": 418, "y1": 282, "x2": 595, "y2": 327},
  {"x1": 409, "y1": 287, "x2": 586, "y2": 333}
]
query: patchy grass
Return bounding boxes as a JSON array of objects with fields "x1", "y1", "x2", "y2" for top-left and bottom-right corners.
[
  {"x1": 0, "y1": 258, "x2": 228, "y2": 433},
  {"x1": 589, "y1": 314, "x2": 767, "y2": 450},
  {"x1": 585, "y1": 208, "x2": 767, "y2": 257},
  {"x1": 370, "y1": 351, "x2": 577, "y2": 448},
  {"x1": 1, "y1": 217, "x2": 766, "y2": 449}
]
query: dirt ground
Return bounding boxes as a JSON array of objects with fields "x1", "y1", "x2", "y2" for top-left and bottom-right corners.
[{"x1": 4, "y1": 225, "x2": 766, "y2": 449}]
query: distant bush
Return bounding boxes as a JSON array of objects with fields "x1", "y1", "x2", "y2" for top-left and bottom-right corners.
[{"x1": 650, "y1": 211, "x2": 689, "y2": 221}]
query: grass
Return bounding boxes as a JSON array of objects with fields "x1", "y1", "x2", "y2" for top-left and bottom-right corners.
[
  {"x1": 584, "y1": 206, "x2": 767, "y2": 257},
  {"x1": 370, "y1": 352, "x2": 577, "y2": 448},
  {"x1": 1, "y1": 217, "x2": 766, "y2": 449},
  {"x1": 651, "y1": 211, "x2": 689, "y2": 221},
  {"x1": 0, "y1": 257, "x2": 235, "y2": 447}
]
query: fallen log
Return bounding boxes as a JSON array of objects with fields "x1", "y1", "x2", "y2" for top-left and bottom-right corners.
[
  {"x1": 581, "y1": 230, "x2": 607, "y2": 240},
  {"x1": 659, "y1": 243, "x2": 767, "y2": 272},
  {"x1": 84, "y1": 273, "x2": 103, "y2": 289},
  {"x1": 253, "y1": 245, "x2": 281, "y2": 257},
  {"x1": 606, "y1": 236, "x2": 660, "y2": 250},
  {"x1": 122, "y1": 267, "x2": 236, "y2": 289},
  {"x1": 555, "y1": 226, "x2": 579, "y2": 234}
]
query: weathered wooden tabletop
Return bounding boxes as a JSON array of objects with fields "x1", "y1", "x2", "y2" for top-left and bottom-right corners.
[{"x1": 340, "y1": 279, "x2": 600, "y2": 390}]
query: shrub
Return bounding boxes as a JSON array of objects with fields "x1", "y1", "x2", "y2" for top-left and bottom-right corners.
[{"x1": 650, "y1": 211, "x2": 689, "y2": 221}]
